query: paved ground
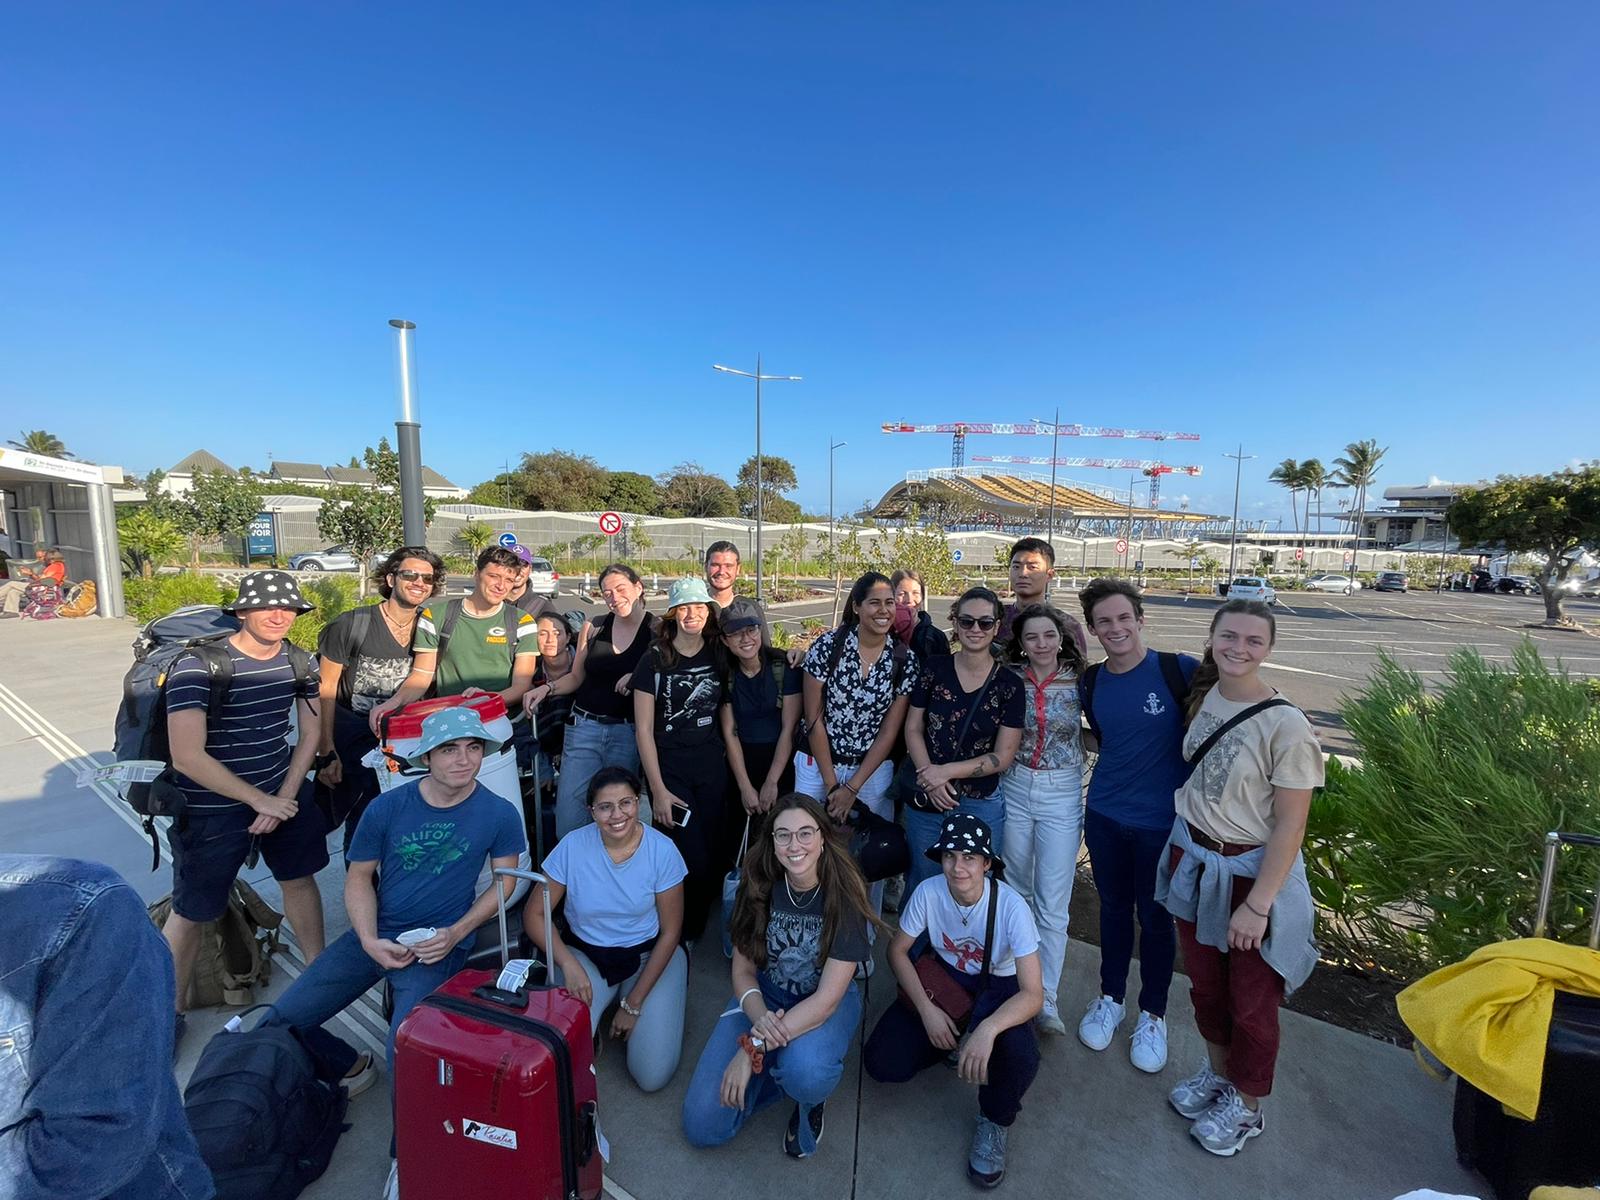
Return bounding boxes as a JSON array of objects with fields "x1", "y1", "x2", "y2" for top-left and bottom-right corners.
[{"x1": 0, "y1": 612, "x2": 1509, "y2": 1198}]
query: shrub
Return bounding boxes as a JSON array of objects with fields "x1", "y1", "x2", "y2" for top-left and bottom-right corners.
[
  {"x1": 1307, "y1": 641, "x2": 1600, "y2": 980},
  {"x1": 124, "y1": 574, "x2": 232, "y2": 624}
]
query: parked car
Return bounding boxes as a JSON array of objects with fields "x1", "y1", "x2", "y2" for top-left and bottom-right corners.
[
  {"x1": 1226, "y1": 576, "x2": 1278, "y2": 605},
  {"x1": 1305, "y1": 572, "x2": 1362, "y2": 595},
  {"x1": 1495, "y1": 574, "x2": 1539, "y2": 595},
  {"x1": 524, "y1": 556, "x2": 561, "y2": 599},
  {"x1": 289, "y1": 545, "x2": 361, "y2": 572},
  {"x1": 1374, "y1": 571, "x2": 1408, "y2": 593}
]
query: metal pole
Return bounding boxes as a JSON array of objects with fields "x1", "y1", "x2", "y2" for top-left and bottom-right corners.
[
  {"x1": 1046, "y1": 406, "x2": 1059, "y2": 545},
  {"x1": 1437, "y1": 512, "x2": 1450, "y2": 592},
  {"x1": 389, "y1": 319, "x2": 426, "y2": 546},
  {"x1": 755, "y1": 353, "x2": 763, "y2": 605},
  {"x1": 1223, "y1": 444, "x2": 1253, "y2": 581}
]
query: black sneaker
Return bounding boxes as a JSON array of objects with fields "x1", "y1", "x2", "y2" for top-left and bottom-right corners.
[{"x1": 783, "y1": 1101, "x2": 825, "y2": 1158}]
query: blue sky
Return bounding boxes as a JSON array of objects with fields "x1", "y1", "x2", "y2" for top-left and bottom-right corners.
[{"x1": 3, "y1": 3, "x2": 1597, "y2": 526}]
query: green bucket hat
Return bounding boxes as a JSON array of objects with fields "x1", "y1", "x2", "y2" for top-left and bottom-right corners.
[
  {"x1": 405, "y1": 707, "x2": 505, "y2": 769},
  {"x1": 667, "y1": 577, "x2": 714, "y2": 609}
]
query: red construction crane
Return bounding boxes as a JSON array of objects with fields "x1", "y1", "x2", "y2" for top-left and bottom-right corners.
[
  {"x1": 972, "y1": 456, "x2": 1203, "y2": 507},
  {"x1": 882, "y1": 421, "x2": 1200, "y2": 466}
]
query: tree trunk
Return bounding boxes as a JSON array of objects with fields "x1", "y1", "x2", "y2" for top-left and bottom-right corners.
[{"x1": 1542, "y1": 553, "x2": 1565, "y2": 623}]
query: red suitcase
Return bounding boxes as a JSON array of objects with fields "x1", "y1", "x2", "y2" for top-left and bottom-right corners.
[{"x1": 393, "y1": 869, "x2": 603, "y2": 1200}]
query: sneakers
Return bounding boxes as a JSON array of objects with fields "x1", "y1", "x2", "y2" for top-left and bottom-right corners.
[
  {"x1": 343, "y1": 1051, "x2": 379, "y2": 1099},
  {"x1": 882, "y1": 873, "x2": 906, "y2": 914},
  {"x1": 1190, "y1": 1085, "x2": 1264, "y2": 1156},
  {"x1": 1077, "y1": 995, "x2": 1125, "y2": 1051},
  {"x1": 1129, "y1": 1012, "x2": 1168, "y2": 1073},
  {"x1": 967, "y1": 1115, "x2": 1009, "y2": 1188},
  {"x1": 1169, "y1": 1059, "x2": 1229, "y2": 1119},
  {"x1": 382, "y1": 1158, "x2": 399, "y2": 1199},
  {"x1": 1036, "y1": 997, "x2": 1067, "y2": 1036},
  {"x1": 782, "y1": 1101, "x2": 825, "y2": 1158}
]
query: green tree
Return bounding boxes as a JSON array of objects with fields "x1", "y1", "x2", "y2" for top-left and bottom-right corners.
[
  {"x1": 1449, "y1": 464, "x2": 1600, "y2": 625},
  {"x1": 777, "y1": 525, "x2": 810, "y2": 588},
  {"x1": 1331, "y1": 438, "x2": 1388, "y2": 575},
  {"x1": 1267, "y1": 458, "x2": 1303, "y2": 563},
  {"x1": 516, "y1": 450, "x2": 609, "y2": 512},
  {"x1": 117, "y1": 507, "x2": 187, "y2": 578},
  {"x1": 865, "y1": 510, "x2": 957, "y2": 596},
  {"x1": 657, "y1": 462, "x2": 738, "y2": 518},
  {"x1": 604, "y1": 471, "x2": 662, "y2": 516},
  {"x1": 628, "y1": 518, "x2": 655, "y2": 562},
  {"x1": 8, "y1": 430, "x2": 71, "y2": 458},
  {"x1": 315, "y1": 439, "x2": 438, "y2": 596},
  {"x1": 1300, "y1": 458, "x2": 1328, "y2": 537},
  {"x1": 457, "y1": 521, "x2": 494, "y2": 557},
  {"x1": 185, "y1": 468, "x2": 265, "y2": 567},
  {"x1": 734, "y1": 455, "x2": 800, "y2": 523},
  {"x1": 464, "y1": 472, "x2": 524, "y2": 509}
]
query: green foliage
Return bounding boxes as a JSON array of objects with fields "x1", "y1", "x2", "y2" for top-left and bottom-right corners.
[
  {"x1": 117, "y1": 507, "x2": 188, "y2": 578},
  {"x1": 186, "y1": 468, "x2": 264, "y2": 555},
  {"x1": 863, "y1": 513, "x2": 957, "y2": 595},
  {"x1": 604, "y1": 471, "x2": 661, "y2": 515},
  {"x1": 516, "y1": 450, "x2": 610, "y2": 511},
  {"x1": 316, "y1": 439, "x2": 438, "y2": 595},
  {"x1": 627, "y1": 519, "x2": 654, "y2": 559},
  {"x1": 465, "y1": 473, "x2": 523, "y2": 509},
  {"x1": 8, "y1": 430, "x2": 72, "y2": 458},
  {"x1": 1307, "y1": 642, "x2": 1600, "y2": 980},
  {"x1": 657, "y1": 461, "x2": 738, "y2": 518},
  {"x1": 123, "y1": 573, "x2": 233, "y2": 624},
  {"x1": 735, "y1": 455, "x2": 800, "y2": 523},
  {"x1": 456, "y1": 521, "x2": 494, "y2": 556}
]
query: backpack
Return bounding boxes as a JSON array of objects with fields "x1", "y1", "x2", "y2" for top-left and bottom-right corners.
[
  {"x1": 723, "y1": 647, "x2": 790, "y2": 739},
  {"x1": 147, "y1": 878, "x2": 282, "y2": 1008},
  {"x1": 429, "y1": 597, "x2": 522, "y2": 694},
  {"x1": 56, "y1": 579, "x2": 97, "y2": 618},
  {"x1": 112, "y1": 605, "x2": 315, "y2": 869},
  {"x1": 19, "y1": 581, "x2": 64, "y2": 620},
  {"x1": 1079, "y1": 650, "x2": 1190, "y2": 742},
  {"x1": 183, "y1": 1017, "x2": 349, "y2": 1200}
]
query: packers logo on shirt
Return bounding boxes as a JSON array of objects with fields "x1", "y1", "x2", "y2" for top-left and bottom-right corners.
[{"x1": 488, "y1": 626, "x2": 508, "y2": 644}]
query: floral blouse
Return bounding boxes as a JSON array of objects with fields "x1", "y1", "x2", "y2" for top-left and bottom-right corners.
[
  {"x1": 1011, "y1": 664, "x2": 1084, "y2": 772},
  {"x1": 909, "y1": 656, "x2": 1025, "y2": 803},
  {"x1": 802, "y1": 628, "x2": 919, "y2": 763}
]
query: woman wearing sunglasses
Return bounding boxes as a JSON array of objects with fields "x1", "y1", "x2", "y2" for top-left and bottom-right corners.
[
  {"x1": 526, "y1": 766, "x2": 688, "y2": 1092},
  {"x1": 682, "y1": 795, "x2": 878, "y2": 1160},
  {"x1": 902, "y1": 586, "x2": 1025, "y2": 891}
]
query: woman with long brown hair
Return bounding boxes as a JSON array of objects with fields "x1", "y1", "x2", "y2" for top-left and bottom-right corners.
[{"x1": 682, "y1": 795, "x2": 878, "y2": 1160}]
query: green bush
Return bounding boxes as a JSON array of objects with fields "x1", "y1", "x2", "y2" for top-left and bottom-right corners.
[
  {"x1": 124, "y1": 574, "x2": 235, "y2": 624},
  {"x1": 1307, "y1": 641, "x2": 1600, "y2": 980}
]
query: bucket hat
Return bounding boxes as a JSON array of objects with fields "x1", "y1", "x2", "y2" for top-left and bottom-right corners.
[
  {"x1": 667, "y1": 577, "x2": 714, "y2": 609},
  {"x1": 405, "y1": 707, "x2": 505, "y2": 768},
  {"x1": 924, "y1": 812, "x2": 1003, "y2": 870},
  {"x1": 225, "y1": 570, "x2": 315, "y2": 614}
]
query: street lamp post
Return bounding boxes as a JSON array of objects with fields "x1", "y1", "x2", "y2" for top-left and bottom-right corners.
[
  {"x1": 713, "y1": 358, "x2": 802, "y2": 604},
  {"x1": 1223, "y1": 444, "x2": 1255, "y2": 581},
  {"x1": 829, "y1": 438, "x2": 847, "y2": 623},
  {"x1": 1030, "y1": 408, "x2": 1063, "y2": 547},
  {"x1": 388, "y1": 319, "x2": 426, "y2": 546}
]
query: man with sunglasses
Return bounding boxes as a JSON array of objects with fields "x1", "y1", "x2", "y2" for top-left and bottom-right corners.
[{"x1": 316, "y1": 547, "x2": 447, "y2": 854}]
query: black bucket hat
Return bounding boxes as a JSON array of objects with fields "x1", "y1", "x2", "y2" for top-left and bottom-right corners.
[
  {"x1": 923, "y1": 812, "x2": 1003, "y2": 870},
  {"x1": 224, "y1": 570, "x2": 315, "y2": 614}
]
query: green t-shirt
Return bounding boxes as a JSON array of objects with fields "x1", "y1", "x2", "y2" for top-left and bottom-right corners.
[{"x1": 414, "y1": 601, "x2": 537, "y2": 695}]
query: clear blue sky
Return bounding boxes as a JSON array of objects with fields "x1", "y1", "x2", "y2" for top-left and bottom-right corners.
[{"x1": 3, "y1": 3, "x2": 1597, "y2": 526}]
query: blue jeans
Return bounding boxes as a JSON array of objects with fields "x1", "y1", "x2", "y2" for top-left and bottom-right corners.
[
  {"x1": 681, "y1": 975, "x2": 861, "y2": 1155},
  {"x1": 556, "y1": 714, "x2": 641, "y2": 838},
  {"x1": 1081, "y1": 806, "x2": 1175, "y2": 1016},
  {"x1": 903, "y1": 792, "x2": 1007, "y2": 892}
]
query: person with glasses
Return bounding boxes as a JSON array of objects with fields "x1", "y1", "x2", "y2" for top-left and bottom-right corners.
[
  {"x1": 315, "y1": 546, "x2": 446, "y2": 855},
  {"x1": 526, "y1": 766, "x2": 689, "y2": 1092},
  {"x1": 682, "y1": 796, "x2": 878, "y2": 1159},
  {"x1": 902, "y1": 587, "x2": 1025, "y2": 891}
]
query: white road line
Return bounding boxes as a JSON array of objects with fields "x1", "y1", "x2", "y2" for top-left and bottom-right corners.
[
  {"x1": 1261, "y1": 661, "x2": 1355, "y2": 681},
  {"x1": 1325, "y1": 603, "x2": 1367, "y2": 622}
]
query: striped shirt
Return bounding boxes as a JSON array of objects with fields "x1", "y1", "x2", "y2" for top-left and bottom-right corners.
[{"x1": 167, "y1": 641, "x2": 318, "y2": 813}]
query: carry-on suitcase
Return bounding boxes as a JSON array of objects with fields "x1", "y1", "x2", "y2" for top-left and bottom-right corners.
[
  {"x1": 1453, "y1": 830, "x2": 1600, "y2": 1200},
  {"x1": 393, "y1": 868, "x2": 603, "y2": 1200}
]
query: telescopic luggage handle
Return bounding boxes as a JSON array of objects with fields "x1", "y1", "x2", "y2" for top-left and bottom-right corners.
[
  {"x1": 491, "y1": 866, "x2": 554, "y2": 971},
  {"x1": 1533, "y1": 830, "x2": 1600, "y2": 949}
]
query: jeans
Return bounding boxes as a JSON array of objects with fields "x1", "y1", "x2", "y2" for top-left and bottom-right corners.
[
  {"x1": 681, "y1": 974, "x2": 861, "y2": 1155},
  {"x1": 1081, "y1": 806, "x2": 1175, "y2": 1017},
  {"x1": 556, "y1": 714, "x2": 641, "y2": 838},
  {"x1": 1001, "y1": 764, "x2": 1084, "y2": 1006},
  {"x1": 794, "y1": 754, "x2": 895, "y2": 918},
  {"x1": 903, "y1": 792, "x2": 1007, "y2": 892},
  {"x1": 566, "y1": 945, "x2": 688, "y2": 1093}
]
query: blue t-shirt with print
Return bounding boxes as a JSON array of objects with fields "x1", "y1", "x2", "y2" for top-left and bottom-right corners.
[
  {"x1": 1081, "y1": 651, "x2": 1200, "y2": 831},
  {"x1": 349, "y1": 778, "x2": 528, "y2": 938}
]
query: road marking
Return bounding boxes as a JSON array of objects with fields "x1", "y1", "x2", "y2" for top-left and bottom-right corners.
[
  {"x1": 1261, "y1": 661, "x2": 1355, "y2": 681},
  {"x1": 1325, "y1": 603, "x2": 1368, "y2": 622}
]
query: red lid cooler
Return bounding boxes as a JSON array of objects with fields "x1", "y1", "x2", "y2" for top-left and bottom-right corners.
[{"x1": 384, "y1": 693, "x2": 510, "y2": 743}]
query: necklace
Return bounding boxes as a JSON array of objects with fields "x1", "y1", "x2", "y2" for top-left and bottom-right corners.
[
  {"x1": 954, "y1": 892, "x2": 984, "y2": 926},
  {"x1": 785, "y1": 876, "x2": 821, "y2": 910},
  {"x1": 380, "y1": 602, "x2": 417, "y2": 642}
]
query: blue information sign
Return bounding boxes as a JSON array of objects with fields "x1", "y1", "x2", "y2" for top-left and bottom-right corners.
[
  {"x1": 497, "y1": 531, "x2": 518, "y2": 549},
  {"x1": 247, "y1": 512, "x2": 276, "y2": 559}
]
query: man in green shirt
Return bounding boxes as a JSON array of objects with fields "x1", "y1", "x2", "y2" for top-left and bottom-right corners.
[{"x1": 369, "y1": 546, "x2": 538, "y2": 733}]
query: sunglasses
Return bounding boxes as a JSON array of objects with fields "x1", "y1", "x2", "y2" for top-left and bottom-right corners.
[
  {"x1": 955, "y1": 615, "x2": 998, "y2": 631},
  {"x1": 394, "y1": 569, "x2": 438, "y2": 584}
]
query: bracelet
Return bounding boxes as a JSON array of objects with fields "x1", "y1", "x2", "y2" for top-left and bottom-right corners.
[
  {"x1": 737, "y1": 986, "x2": 762, "y2": 1009},
  {"x1": 618, "y1": 997, "x2": 641, "y2": 1018},
  {"x1": 842, "y1": 778, "x2": 859, "y2": 795},
  {"x1": 737, "y1": 1032, "x2": 766, "y2": 1074},
  {"x1": 1244, "y1": 899, "x2": 1270, "y2": 919}
]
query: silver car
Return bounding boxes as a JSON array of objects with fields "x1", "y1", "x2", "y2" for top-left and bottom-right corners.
[
  {"x1": 288, "y1": 545, "x2": 361, "y2": 572},
  {"x1": 1226, "y1": 576, "x2": 1278, "y2": 605},
  {"x1": 524, "y1": 556, "x2": 561, "y2": 599},
  {"x1": 1304, "y1": 572, "x2": 1362, "y2": 595}
]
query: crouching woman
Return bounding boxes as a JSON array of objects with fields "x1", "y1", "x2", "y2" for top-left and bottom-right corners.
[
  {"x1": 863, "y1": 814, "x2": 1043, "y2": 1190},
  {"x1": 682, "y1": 795, "x2": 877, "y2": 1159}
]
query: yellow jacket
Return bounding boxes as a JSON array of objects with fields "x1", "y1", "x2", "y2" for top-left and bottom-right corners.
[{"x1": 1397, "y1": 938, "x2": 1600, "y2": 1120}]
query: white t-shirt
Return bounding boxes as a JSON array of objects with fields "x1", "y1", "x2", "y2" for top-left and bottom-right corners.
[
  {"x1": 899, "y1": 875, "x2": 1039, "y2": 978},
  {"x1": 541, "y1": 823, "x2": 687, "y2": 946}
]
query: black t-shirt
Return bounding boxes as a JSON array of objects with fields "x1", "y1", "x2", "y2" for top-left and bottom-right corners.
[
  {"x1": 572, "y1": 612, "x2": 656, "y2": 720},
  {"x1": 629, "y1": 643, "x2": 726, "y2": 752},
  {"x1": 910, "y1": 656, "x2": 1026, "y2": 801},
  {"x1": 762, "y1": 878, "x2": 872, "y2": 996},
  {"x1": 317, "y1": 605, "x2": 413, "y2": 714},
  {"x1": 509, "y1": 590, "x2": 556, "y2": 618},
  {"x1": 727, "y1": 650, "x2": 802, "y2": 746}
]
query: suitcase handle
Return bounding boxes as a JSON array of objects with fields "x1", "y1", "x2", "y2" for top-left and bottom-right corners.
[
  {"x1": 1534, "y1": 830, "x2": 1600, "y2": 949},
  {"x1": 492, "y1": 866, "x2": 559, "y2": 984}
]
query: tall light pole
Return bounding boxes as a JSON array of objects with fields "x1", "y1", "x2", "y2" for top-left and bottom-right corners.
[
  {"x1": 713, "y1": 358, "x2": 802, "y2": 603},
  {"x1": 388, "y1": 319, "x2": 426, "y2": 546},
  {"x1": 829, "y1": 438, "x2": 847, "y2": 622},
  {"x1": 1223, "y1": 444, "x2": 1255, "y2": 580},
  {"x1": 1030, "y1": 408, "x2": 1062, "y2": 547}
]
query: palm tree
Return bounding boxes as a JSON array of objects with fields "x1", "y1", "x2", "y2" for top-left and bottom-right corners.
[
  {"x1": 1331, "y1": 439, "x2": 1388, "y2": 577},
  {"x1": 1268, "y1": 459, "x2": 1303, "y2": 572},
  {"x1": 1300, "y1": 458, "x2": 1328, "y2": 538},
  {"x1": 8, "y1": 430, "x2": 71, "y2": 458}
]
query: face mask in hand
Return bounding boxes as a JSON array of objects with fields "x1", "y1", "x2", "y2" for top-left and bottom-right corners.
[{"x1": 892, "y1": 602, "x2": 917, "y2": 643}]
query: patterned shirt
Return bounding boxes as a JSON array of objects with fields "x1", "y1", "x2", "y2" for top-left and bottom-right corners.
[
  {"x1": 909, "y1": 656, "x2": 1025, "y2": 802},
  {"x1": 801, "y1": 628, "x2": 918, "y2": 764},
  {"x1": 1012, "y1": 664, "x2": 1085, "y2": 772}
]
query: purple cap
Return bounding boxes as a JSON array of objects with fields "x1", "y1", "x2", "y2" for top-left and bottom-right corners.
[{"x1": 511, "y1": 545, "x2": 533, "y2": 565}]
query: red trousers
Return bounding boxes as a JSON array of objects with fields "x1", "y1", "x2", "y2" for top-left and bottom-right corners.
[{"x1": 1171, "y1": 846, "x2": 1286, "y2": 1097}]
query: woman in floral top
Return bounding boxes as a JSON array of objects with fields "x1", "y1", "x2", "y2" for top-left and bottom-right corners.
[
  {"x1": 903, "y1": 586, "x2": 1025, "y2": 891},
  {"x1": 1000, "y1": 603, "x2": 1088, "y2": 1035}
]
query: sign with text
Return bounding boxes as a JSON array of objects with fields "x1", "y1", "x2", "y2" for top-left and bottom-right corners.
[{"x1": 247, "y1": 512, "x2": 276, "y2": 559}]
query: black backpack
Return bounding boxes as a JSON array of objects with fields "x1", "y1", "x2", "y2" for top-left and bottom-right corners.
[
  {"x1": 183, "y1": 1020, "x2": 349, "y2": 1200},
  {"x1": 112, "y1": 605, "x2": 314, "y2": 869},
  {"x1": 1079, "y1": 651, "x2": 1190, "y2": 743}
]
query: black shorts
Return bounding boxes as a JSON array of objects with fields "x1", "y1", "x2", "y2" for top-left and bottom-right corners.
[{"x1": 168, "y1": 780, "x2": 331, "y2": 922}]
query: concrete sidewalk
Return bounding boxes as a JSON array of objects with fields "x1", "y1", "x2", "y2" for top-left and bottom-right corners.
[{"x1": 0, "y1": 616, "x2": 1486, "y2": 1199}]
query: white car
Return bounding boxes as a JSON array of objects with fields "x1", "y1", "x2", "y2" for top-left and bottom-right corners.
[
  {"x1": 1304, "y1": 572, "x2": 1362, "y2": 595},
  {"x1": 1226, "y1": 576, "x2": 1278, "y2": 605},
  {"x1": 289, "y1": 545, "x2": 361, "y2": 572},
  {"x1": 524, "y1": 556, "x2": 561, "y2": 599}
]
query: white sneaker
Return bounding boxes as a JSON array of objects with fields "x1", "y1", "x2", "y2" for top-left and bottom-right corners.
[
  {"x1": 1077, "y1": 995, "x2": 1125, "y2": 1051},
  {"x1": 1036, "y1": 998, "x2": 1067, "y2": 1036},
  {"x1": 1190, "y1": 1085, "x2": 1264, "y2": 1156},
  {"x1": 342, "y1": 1051, "x2": 379, "y2": 1099},
  {"x1": 1169, "y1": 1059, "x2": 1229, "y2": 1119},
  {"x1": 1129, "y1": 1012, "x2": 1168, "y2": 1073},
  {"x1": 382, "y1": 1159, "x2": 399, "y2": 1200}
]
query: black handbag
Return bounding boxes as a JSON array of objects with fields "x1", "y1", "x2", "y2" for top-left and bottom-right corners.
[{"x1": 845, "y1": 801, "x2": 911, "y2": 883}]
